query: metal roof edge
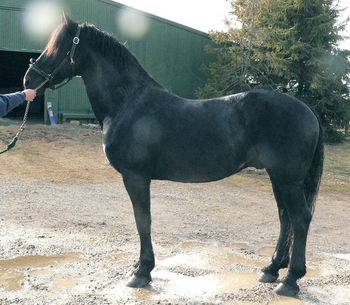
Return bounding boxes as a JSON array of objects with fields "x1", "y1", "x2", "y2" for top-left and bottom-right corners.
[
  {"x1": 0, "y1": 47, "x2": 42, "y2": 53},
  {"x1": 0, "y1": 5, "x2": 23, "y2": 11},
  {"x1": 98, "y1": 0, "x2": 210, "y2": 39}
]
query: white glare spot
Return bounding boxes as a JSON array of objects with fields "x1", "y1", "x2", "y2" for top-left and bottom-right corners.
[
  {"x1": 132, "y1": 117, "x2": 161, "y2": 145},
  {"x1": 24, "y1": 0, "x2": 61, "y2": 40},
  {"x1": 117, "y1": 8, "x2": 150, "y2": 40}
]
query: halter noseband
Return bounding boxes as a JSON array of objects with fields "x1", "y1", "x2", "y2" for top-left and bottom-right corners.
[{"x1": 29, "y1": 25, "x2": 81, "y2": 91}]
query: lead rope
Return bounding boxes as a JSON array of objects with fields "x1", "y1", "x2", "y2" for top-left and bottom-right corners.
[
  {"x1": 0, "y1": 100, "x2": 31, "y2": 155},
  {"x1": 0, "y1": 78, "x2": 49, "y2": 155},
  {"x1": 0, "y1": 66, "x2": 53, "y2": 155},
  {"x1": 0, "y1": 79, "x2": 48, "y2": 155}
]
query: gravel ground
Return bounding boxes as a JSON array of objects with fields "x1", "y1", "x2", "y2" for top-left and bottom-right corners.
[{"x1": 0, "y1": 123, "x2": 349, "y2": 305}]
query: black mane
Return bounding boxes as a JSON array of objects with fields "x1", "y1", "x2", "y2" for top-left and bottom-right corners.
[
  {"x1": 80, "y1": 23, "x2": 160, "y2": 89},
  {"x1": 81, "y1": 23, "x2": 131, "y2": 67}
]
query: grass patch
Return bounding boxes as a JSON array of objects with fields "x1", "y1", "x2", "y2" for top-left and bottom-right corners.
[{"x1": 323, "y1": 141, "x2": 350, "y2": 189}]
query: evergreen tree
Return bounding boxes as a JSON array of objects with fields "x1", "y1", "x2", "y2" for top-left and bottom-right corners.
[{"x1": 198, "y1": 0, "x2": 350, "y2": 142}]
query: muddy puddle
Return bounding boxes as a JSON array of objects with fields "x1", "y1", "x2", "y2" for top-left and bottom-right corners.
[
  {"x1": 104, "y1": 241, "x2": 318, "y2": 304},
  {"x1": 1, "y1": 242, "x2": 348, "y2": 305},
  {"x1": 0, "y1": 253, "x2": 80, "y2": 292}
]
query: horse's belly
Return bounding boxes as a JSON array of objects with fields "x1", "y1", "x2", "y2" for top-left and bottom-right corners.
[
  {"x1": 152, "y1": 150, "x2": 245, "y2": 183},
  {"x1": 153, "y1": 164, "x2": 244, "y2": 183}
]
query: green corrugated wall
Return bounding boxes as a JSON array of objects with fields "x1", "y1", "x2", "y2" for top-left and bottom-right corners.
[{"x1": 0, "y1": 0, "x2": 212, "y2": 123}]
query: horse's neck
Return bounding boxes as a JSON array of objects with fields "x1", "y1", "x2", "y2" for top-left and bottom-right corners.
[{"x1": 80, "y1": 49, "x2": 160, "y2": 125}]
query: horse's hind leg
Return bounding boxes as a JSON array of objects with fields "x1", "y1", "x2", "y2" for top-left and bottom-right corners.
[
  {"x1": 273, "y1": 182, "x2": 312, "y2": 296},
  {"x1": 259, "y1": 180, "x2": 292, "y2": 283},
  {"x1": 122, "y1": 172, "x2": 154, "y2": 288}
]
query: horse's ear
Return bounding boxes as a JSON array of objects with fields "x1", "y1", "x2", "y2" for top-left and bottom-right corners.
[{"x1": 62, "y1": 10, "x2": 72, "y2": 25}]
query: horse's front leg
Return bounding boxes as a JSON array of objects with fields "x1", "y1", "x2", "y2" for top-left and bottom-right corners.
[{"x1": 123, "y1": 172, "x2": 154, "y2": 288}]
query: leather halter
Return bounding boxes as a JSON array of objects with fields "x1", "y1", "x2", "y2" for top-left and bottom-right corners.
[{"x1": 28, "y1": 26, "x2": 81, "y2": 91}]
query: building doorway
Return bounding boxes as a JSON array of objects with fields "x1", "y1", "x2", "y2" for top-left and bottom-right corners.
[{"x1": 0, "y1": 50, "x2": 44, "y2": 122}]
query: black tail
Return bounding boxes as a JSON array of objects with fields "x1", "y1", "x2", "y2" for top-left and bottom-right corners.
[{"x1": 304, "y1": 120, "x2": 324, "y2": 215}]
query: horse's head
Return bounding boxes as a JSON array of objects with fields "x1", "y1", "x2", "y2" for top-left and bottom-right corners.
[{"x1": 24, "y1": 12, "x2": 81, "y2": 95}]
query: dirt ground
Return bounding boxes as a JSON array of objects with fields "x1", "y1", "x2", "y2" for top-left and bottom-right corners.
[{"x1": 0, "y1": 122, "x2": 349, "y2": 305}]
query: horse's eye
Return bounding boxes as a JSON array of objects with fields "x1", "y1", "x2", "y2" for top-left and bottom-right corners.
[{"x1": 29, "y1": 58, "x2": 37, "y2": 64}]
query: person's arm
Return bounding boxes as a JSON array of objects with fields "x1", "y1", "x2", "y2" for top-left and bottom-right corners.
[
  {"x1": 0, "y1": 90, "x2": 36, "y2": 117},
  {"x1": 0, "y1": 92, "x2": 25, "y2": 117}
]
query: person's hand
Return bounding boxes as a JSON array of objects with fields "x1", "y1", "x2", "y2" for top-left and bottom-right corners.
[{"x1": 23, "y1": 89, "x2": 37, "y2": 102}]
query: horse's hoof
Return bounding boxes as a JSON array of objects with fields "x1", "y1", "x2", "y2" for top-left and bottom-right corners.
[
  {"x1": 274, "y1": 282, "x2": 300, "y2": 296},
  {"x1": 259, "y1": 272, "x2": 278, "y2": 283},
  {"x1": 126, "y1": 274, "x2": 151, "y2": 288}
]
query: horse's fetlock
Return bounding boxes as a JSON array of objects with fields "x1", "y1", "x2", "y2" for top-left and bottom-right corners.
[
  {"x1": 287, "y1": 266, "x2": 306, "y2": 280},
  {"x1": 262, "y1": 263, "x2": 279, "y2": 277},
  {"x1": 135, "y1": 258, "x2": 154, "y2": 277}
]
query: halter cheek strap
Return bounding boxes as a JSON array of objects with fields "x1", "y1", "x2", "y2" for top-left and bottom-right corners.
[{"x1": 69, "y1": 26, "x2": 81, "y2": 64}]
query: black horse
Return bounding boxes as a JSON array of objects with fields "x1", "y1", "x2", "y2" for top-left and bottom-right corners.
[{"x1": 24, "y1": 13, "x2": 323, "y2": 296}]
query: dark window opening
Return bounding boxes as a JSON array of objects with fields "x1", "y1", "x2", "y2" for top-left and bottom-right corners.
[{"x1": 0, "y1": 50, "x2": 44, "y2": 122}]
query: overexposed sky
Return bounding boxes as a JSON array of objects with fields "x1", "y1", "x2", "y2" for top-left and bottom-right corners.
[
  {"x1": 115, "y1": 0, "x2": 350, "y2": 50},
  {"x1": 115, "y1": 0, "x2": 231, "y2": 33}
]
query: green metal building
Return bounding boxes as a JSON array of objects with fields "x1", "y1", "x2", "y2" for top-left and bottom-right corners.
[{"x1": 0, "y1": 0, "x2": 212, "y2": 123}]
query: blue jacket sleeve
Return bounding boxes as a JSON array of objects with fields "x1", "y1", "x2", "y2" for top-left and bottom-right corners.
[{"x1": 0, "y1": 92, "x2": 25, "y2": 117}]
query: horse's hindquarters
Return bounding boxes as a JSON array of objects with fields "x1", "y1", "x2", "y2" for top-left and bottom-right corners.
[{"x1": 241, "y1": 91, "x2": 320, "y2": 183}]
